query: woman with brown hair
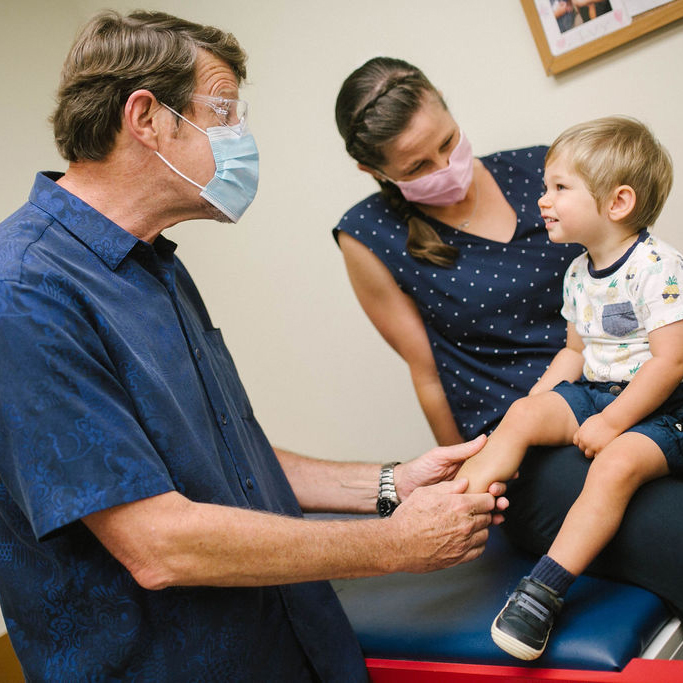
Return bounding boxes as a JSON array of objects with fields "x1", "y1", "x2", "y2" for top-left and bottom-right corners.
[{"x1": 334, "y1": 56, "x2": 582, "y2": 444}]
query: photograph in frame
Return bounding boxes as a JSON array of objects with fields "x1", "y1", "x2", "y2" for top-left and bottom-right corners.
[{"x1": 538, "y1": 0, "x2": 632, "y2": 55}]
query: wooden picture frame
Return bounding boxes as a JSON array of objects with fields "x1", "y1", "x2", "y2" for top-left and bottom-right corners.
[{"x1": 521, "y1": 0, "x2": 683, "y2": 74}]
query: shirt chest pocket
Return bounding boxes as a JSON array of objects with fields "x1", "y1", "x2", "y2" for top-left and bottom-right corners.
[
  {"x1": 202, "y1": 329, "x2": 254, "y2": 419},
  {"x1": 602, "y1": 301, "x2": 638, "y2": 337}
]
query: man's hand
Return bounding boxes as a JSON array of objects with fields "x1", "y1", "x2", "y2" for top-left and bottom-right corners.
[
  {"x1": 394, "y1": 435, "x2": 487, "y2": 495},
  {"x1": 394, "y1": 435, "x2": 508, "y2": 518},
  {"x1": 387, "y1": 478, "x2": 497, "y2": 573}
]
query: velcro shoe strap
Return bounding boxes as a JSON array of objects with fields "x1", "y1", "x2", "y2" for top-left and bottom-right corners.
[{"x1": 515, "y1": 577, "x2": 564, "y2": 616}]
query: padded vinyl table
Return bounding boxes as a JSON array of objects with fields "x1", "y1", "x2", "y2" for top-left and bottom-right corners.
[{"x1": 330, "y1": 522, "x2": 682, "y2": 682}]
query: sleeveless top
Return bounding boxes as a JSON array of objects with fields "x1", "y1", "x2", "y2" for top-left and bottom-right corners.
[{"x1": 333, "y1": 146, "x2": 584, "y2": 439}]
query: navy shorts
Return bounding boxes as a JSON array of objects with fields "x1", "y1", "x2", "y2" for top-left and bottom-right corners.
[{"x1": 552, "y1": 379, "x2": 683, "y2": 475}]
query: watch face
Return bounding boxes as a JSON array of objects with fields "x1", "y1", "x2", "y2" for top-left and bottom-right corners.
[{"x1": 377, "y1": 498, "x2": 396, "y2": 517}]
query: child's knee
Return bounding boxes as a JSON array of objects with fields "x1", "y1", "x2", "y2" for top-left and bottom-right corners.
[
  {"x1": 504, "y1": 395, "x2": 548, "y2": 428},
  {"x1": 506, "y1": 396, "x2": 535, "y2": 421},
  {"x1": 589, "y1": 447, "x2": 642, "y2": 487}
]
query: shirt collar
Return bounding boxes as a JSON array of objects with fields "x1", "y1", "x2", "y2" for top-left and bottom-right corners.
[
  {"x1": 587, "y1": 229, "x2": 649, "y2": 279},
  {"x1": 29, "y1": 172, "x2": 176, "y2": 270}
]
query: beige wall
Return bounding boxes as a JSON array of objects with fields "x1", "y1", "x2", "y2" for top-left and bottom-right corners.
[{"x1": 2, "y1": 1, "x2": 682, "y2": 465}]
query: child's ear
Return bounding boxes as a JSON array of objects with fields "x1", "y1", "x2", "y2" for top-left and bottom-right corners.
[{"x1": 607, "y1": 185, "x2": 636, "y2": 223}]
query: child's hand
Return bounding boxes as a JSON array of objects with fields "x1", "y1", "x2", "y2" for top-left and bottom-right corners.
[{"x1": 573, "y1": 413, "x2": 622, "y2": 458}]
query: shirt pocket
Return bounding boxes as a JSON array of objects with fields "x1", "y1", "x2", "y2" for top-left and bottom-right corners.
[
  {"x1": 202, "y1": 328, "x2": 254, "y2": 420},
  {"x1": 602, "y1": 301, "x2": 638, "y2": 337}
]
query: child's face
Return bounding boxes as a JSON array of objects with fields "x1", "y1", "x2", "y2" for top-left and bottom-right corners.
[{"x1": 538, "y1": 153, "x2": 603, "y2": 248}]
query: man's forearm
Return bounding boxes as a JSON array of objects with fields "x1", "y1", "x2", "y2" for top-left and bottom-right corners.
[
  {"x1": 84, "y1": 483, "x2": 497, "y2": 591},
  {"x1": 274, "y1": 447, "x2": 381, "y2": 513},
  {"x1": 85, "y1": 490, "x2": 393, "y2": 589}
]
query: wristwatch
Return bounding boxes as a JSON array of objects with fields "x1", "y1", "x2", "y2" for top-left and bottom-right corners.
[{"x1": 377, "y1": 461, "x2": 401, "y2": 517}]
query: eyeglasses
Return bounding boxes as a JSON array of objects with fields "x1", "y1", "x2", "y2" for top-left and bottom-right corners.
[{"x1": 191, "y1": 94, "x2": 248, "y2": 128}]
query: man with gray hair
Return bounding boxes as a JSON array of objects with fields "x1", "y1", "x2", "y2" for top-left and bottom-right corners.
[{"x1": 0, "y1": 10, "x2": 506, "y2": 681}]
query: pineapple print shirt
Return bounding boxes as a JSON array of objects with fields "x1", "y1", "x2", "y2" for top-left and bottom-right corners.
[{"x1": 562, "y1": 231, "x2": 683, "y2": 383}]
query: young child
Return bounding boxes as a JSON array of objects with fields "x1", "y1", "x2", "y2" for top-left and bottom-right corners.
[{"x1": 455, "y1": 115, "x2": 683, "y2": 660}]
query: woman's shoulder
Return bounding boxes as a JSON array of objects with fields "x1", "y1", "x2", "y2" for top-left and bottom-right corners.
[
  {"x1": 480, "y1": 145, "x2": 549, "y2": 171},
  {"x1": 333, "y1": 191, "x2": 404, "y2": 246},
  {"x1": 336, "y1": 191, "x2": 389, "y2": 222}
]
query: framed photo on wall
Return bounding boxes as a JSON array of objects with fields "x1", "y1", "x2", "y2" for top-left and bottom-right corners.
[{"x1": 521, "y1": 0, "x2": 683, "y2": 74}]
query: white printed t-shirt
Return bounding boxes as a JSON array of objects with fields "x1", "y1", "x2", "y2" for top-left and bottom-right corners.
[{"x1": 562, "y1": 232, "x2": 683, "y2": 383}]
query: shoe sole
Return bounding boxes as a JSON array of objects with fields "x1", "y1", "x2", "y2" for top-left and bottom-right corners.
[{"x1": 490, "y1": 608, "x2": 546, "y2": 661}]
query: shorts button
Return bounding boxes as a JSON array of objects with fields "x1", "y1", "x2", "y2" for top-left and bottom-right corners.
[{"x1": 609, "y1": 385, "x2": 622, "y2": 396}]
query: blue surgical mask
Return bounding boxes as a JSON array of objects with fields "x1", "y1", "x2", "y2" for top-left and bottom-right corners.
[{"x1": 157, "y1": 104, "x2": 259, "y2": 222}]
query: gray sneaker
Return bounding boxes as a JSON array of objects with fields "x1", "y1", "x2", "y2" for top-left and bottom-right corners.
[{"x1": 491, "y1": 576, "x2": 564, "y2": 660}]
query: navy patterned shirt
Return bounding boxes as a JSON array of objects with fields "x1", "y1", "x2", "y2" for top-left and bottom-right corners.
[
  {"x1": 0, "y1": 172, "x2": 366, "y2": 682},
  {"x1": 334, "y1": 147, "x2": 584, "y2": 439}
]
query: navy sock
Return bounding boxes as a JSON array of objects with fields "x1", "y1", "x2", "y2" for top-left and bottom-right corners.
[{"x1": 530, "y1": 555, "x2": 576, "y2": 597}]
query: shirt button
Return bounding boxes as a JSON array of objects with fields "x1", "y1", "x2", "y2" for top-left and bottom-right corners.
[
  {"x1": 220, "y1": 414, "x2": 228, "y2": 425},
  {"x1": 194, "y1": 347, "x2": 202, "y2": 360},
  {"x1": 245, "y1": 478, "x2": 254, "y2": 490}
]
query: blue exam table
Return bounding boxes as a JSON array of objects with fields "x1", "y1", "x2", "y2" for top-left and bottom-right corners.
[{"x1": 330, "y1": 522, "x2": 682, "y2": 682}]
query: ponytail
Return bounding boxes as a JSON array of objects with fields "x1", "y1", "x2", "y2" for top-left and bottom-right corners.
[{"x1": 379, "y1": 182, "x2": 458, "y2": 267}]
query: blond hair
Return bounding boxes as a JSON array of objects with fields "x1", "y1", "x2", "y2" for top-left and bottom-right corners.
[{"x1": 546, "y1": 116, "x2": 673, "y2": 229}]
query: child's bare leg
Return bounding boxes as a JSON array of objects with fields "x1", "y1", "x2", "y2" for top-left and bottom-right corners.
[
  {"x1": 491, "y1": 432, "x2": 669, "y2": 661},
  {"x1": 547, "y1": 432, "x2": 670, "y2": 575},
  {"x1": 458, "y1": 391, "x2": 578, "y2": 493}
]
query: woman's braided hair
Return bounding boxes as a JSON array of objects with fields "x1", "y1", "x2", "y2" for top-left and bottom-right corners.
[{"x1": 336, "y1": 57, "x2": 458, "y2": 267}]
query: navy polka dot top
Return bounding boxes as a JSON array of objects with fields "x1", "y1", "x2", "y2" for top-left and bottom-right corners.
[{"x1": 333, "y1": 146, "x2": 584, "y2": 439}]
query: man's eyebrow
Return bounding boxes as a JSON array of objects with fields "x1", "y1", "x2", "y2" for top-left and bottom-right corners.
[{"x1": 215, "y1": 89, "x2": 239, "y2": 99}]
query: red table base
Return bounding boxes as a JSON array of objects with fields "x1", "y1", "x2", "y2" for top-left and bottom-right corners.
[{"x1": 366, "y1": 657, "x2": 683, "y2": 682}]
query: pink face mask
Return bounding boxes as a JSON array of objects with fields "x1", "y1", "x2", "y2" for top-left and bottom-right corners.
[{"x1": 393, "y1": 131, "x2": 474, "y2": 206}]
